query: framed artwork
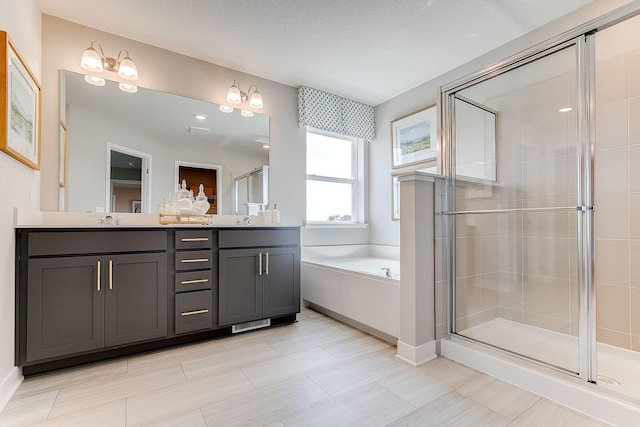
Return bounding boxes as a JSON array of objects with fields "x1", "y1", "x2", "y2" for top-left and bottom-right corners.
[
  {"x1": 59, "y1": 121, "x2": 67, "y2": 186},
  {"x1": 391, "y1": 105, "x2": 437, "y2": 169},
  {"x1": 0, "y1": 31, "x2": 41, "y2": 170},
  {"x1": 131, "y1": 200, "x2": 142, "y2": 213},
  {"x1": 391, "y1": 175, "x2": 400, "y2": 221}
]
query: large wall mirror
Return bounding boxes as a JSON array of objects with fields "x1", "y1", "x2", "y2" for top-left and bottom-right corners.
[{"x1": 59, "y1": 70, "x2": 270, "y2": 214}]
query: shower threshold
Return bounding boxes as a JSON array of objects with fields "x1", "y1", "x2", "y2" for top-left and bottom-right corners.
[{"x1": 458, "y1": 318, "x2": 640, "y2": 401}]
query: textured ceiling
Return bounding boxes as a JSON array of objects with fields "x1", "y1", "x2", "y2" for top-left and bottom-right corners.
[{"x1": 38, "y1": 0, "x2": 593, "y2": 105}]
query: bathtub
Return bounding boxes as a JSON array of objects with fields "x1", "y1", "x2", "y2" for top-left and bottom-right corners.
[{"x1": 301, "y1": 245, "x2": 399, "y2": 342}]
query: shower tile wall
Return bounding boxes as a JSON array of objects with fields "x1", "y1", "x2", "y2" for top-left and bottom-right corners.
[
  {"x1": 456, "y1": 64, "x2": 579, "y2": 336},
  {"x1": 594, "y1": 48, "x2": 640, "y2": 352}
]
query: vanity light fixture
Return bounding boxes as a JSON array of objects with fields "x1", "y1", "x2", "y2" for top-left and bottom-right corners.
[
  {"x1": 219, "y1": 105, "x2": 234, "y2": 113},
  {"x1": 81, "y1": 41, "x2": 139, "y2": 92},
  {"x1": 240, "y1": 110, "x2": 254, "y2": 118},
  {"x1": 225, "y1": 80, "x2": 264, "y2": 112}
]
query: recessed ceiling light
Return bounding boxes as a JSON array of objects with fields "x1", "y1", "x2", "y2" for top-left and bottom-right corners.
[
  {"x1": 558, "y1": 107, "x2": 572, "y2": 113},
  {"x1": 194, "y1": 113, "x2": 207, "y2": 120},
  {"x1": 219, "y1": 105, "x2": 233, "y2": 113}
]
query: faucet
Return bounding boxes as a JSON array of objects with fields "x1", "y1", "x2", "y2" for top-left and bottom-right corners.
[
  {"x1": 236, "y1": 216, "x2": 251, "y2": 226},
  {"x1": 381, "y1": 267, "x2": 392, "y2": 278}
]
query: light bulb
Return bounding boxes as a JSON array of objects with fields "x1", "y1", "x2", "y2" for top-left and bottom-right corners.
[
  {"x1": 249, "y1": 90, "x2": 263, "y2": 109},
  {"x1": 84, "y1": 75, "x2": 105, "y2": 86},
  {"x1": 118, "y1": 56, "x2": 138, "y2": 80},
  {"x1": 241, "y1": 110, "x2": 254, "y2": 118},
  {"x1": 119, "y1": 82, "x2": 138, "y2": 93},
  {"x1": 227, "y1": 84, "x2": 242, "y2": 104},
  {"x1": 81, "y1": 47, "x2": 103, "y2": 72}
]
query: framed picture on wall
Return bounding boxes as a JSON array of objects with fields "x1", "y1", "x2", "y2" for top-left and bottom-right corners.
[
  {"x1": 59, "y1": 121, "x2": 67, "y2": 186},
  {"x1": 0, "y1": 31, "x2": 41, "y2": 170},
  {"x1": 391, "y1": 105, "x2": 437, "y2": 169},
  {"x1": 131, "y1": 200, "x2": 141, "y2": 213}
]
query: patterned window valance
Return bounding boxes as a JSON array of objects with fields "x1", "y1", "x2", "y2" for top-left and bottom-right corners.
[{"x1": 298, "y1": 86, "x2": 375, "y2": 141}]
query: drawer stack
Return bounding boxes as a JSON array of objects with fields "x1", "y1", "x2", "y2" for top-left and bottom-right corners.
[{"x1": 174, "y1": 230, "x2": 217, "y2": 334}]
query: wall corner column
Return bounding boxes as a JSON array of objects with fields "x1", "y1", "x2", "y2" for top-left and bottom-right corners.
[{"x1": 397, "y1": 172, "x2": 436, "y2": 366}]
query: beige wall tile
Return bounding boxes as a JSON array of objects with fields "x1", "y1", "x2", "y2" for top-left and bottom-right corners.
[
  {"x1": 595, "y1": 100, "x2": 628, "y2": 150},
  {"x1": 570, "y1": 280, "x2": 579, "y2": 323},
  {"x1": 499, "y1": 307, "x2": 523, "y2": 323},
  {"x1": 523, "y1": 210, "x2": 570, "y2": 238},
  {"x1": 628, "y1": 49, "x2": 640, "y2": 98},
  {"x1": 522, "y1": 237, "x2": 570, "y2": 279},
  {"x1": 498, "y1": 209, "x2": 523, "y2": 239},
  {"x1": 523, "y1": 312, "x2": 572, "y2": 334},
  {"x1": 499, "y1": 272, "x2": 522, "y2": 311},
  {"x1": 523, "y1": 156, "x2": 570, "y2": 200},
  {"x1": 631, "y1": 194, "x2": 640, "y2": 239},
  {"x1": 632, "y1": 335, "x2": 640, "y2": 352},
  {"x1": 628, "y1": 98, "x2": 640, "y2": 145},
  {"x1": 629, "y1": 145, "x2": 640, "y2": 192},
  {"x1": 597, "y1": 327, "x2": 631, "y2": 349},
  {"x1": 594, "y1": 193, "x2": 629, "y2": 239},
  {"x1": 631, "y1": 288, "x2": 640, "y2": 336},
  {"x1": 522, "y1": 116, "x2": 568, "y2": 162},
  {"x1": 630, "y1": 240, "x2": 640, "y2": 287},
  {"x1": 455, "y1": 273, "x2": 499, "y2": 317},
  {"x1": 456, "y1": 237, "x2": 481, "y2": 278},
  {"x1": 596, "y1": 239, "x2": 629, "y2": 285},
  {"x1": 595, "y1": 54, "x2": 628, "y2": 106},
  {"x1": 465, "y1": 307, "x2": 499, "y2": 329},
  {"x1": 595, "y1": 147, "x2": 628, "y2": 195},
  {"x1": 499, "y1": 236, "x2": 523, "y2": 274},
  {"x1": 597, "y1": 284, "x2": 630, "y2": 333},
  {"x1": 497, "y1": 163, "x2": 524, "y2": 202},
  {"x1": 523, "y1": 275, "x2": 571, "y2": 320},
  {"x1": 522, "y1": 74, "x2": 569, "y2": 125}
]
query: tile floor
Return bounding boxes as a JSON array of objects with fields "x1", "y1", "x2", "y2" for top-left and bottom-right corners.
[{"x1": 0, "y1": 307, "x2": 609, "y2": 426}]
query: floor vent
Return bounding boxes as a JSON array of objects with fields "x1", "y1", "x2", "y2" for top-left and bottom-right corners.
[
  {"x1": 232, "y1": 319, "x2": 271, "y2": 333},
  {"x1": 597, "y1": 375, "x2": 621, "y2": 386}
]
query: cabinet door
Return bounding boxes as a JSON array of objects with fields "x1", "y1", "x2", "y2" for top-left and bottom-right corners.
[
  {"x1": 219, "y1": 248, "x2": 262, "y2": 326},
  {"x1": 263, "y1": 247, "x2": 301, "y2": 318},
  {"x1": 26, "y1": 256, "x2": 105, "y2": 362},
  {"x1": 105, "y1": 253, "x2": 168, "y2": 346}
]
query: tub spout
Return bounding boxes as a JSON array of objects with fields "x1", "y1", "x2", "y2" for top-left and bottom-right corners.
[{"x1": 381, "y1": 267, "x2": 392, "y2": 278}]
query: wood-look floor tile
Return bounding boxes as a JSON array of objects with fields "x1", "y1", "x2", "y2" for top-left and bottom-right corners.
[
  {"x1": 180, "y1": 342, "x2": 278, "y2": 381},
  {"x1": 321, "y1": 335, "x2": 391, "y2": 361},
  {"x1": 30, "y1": 398, "x2": 125, "y2": 427},
  {"x1": 141, "y1": 408, "x2": 207, "y2": 427},
  {"x1": 125, "y1": 368, "x2": 254, "y2": 426},
  {"x1": 242, "y1": 348, "x2": 340, "y2": 389},
  {"x1": 49, "y1": 364, "x2": 186, "y2": 418},
  {"x1": 377, "y1": 357, "x2": 480, "y2": 407},
  {"x1": 0, "y1": 389, "x2": 58, "y2": 426},
  {"x1": 14, "y1": 359, "x2": 128, "y2": 399},
  {"x1": 265, "y1": 326, "x2": 348, "y2": 355},
  {"x1": 387, "y1": 391, "x2": 511, "y2": 427},
  {"x1": 282, "y1": 383, "x2": 415, "y2": 427},
  {"x1": 127, "y1": 338, "x2": 224, "y2": 372},
  {"x1": 307, "y1": 350, "x2": 409, "y2": 397},
  {"x1": 456, "y1": 374, "x2": 540, "y2": 419},
  {"x1": 510, "y1": 399, "x2": 608, "y2": 426},
  {"x1": 201, "y1": 376, "x2": 331, "y2": 426}
]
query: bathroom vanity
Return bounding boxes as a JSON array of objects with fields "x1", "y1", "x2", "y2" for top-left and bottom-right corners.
[{"x1": 15, "y1": 225, "x2": 300, "y2": 375}]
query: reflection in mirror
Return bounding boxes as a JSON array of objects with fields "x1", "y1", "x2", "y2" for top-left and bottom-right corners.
[
  {"x1": 234, "y1": 165, "x2": 269, "y2": 215},
  {"x1": 454, "y1": 96, "x2": 497, "y2": 181},
  {"x1": 60, "y1": 70, "x2": 269, "y2": 214}
]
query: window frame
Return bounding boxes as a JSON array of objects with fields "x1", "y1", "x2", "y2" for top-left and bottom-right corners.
[{"x1": 305, "y1": 127, "x2": 364, "y2": 225}]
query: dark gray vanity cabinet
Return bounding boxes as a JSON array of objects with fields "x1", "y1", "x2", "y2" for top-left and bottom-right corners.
[
  {"x1": 218, "y1": 228, "x2": 300, "y2": 326},
  {"x1": 18, "y1": 230, "x2": 168, "y2": 364}
]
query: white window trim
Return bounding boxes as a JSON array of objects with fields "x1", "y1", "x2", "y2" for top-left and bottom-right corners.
[{"x1": 305, "y1": 127, "x2": 365, "y2": 225}]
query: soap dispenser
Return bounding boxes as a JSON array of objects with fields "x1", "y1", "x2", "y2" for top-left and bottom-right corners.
[
  {"x1": 272, "y1": 204, "x2": 281, "y2": 224},
  {"x1": 193, "y1": 184, "x2": 210, "y2": 215},
  {"x1": 257, "y1": 204, "x2": 265, "y2": 224},
  {"x1": 264, "y1": 204, "x2": 272, "y2": 224}
]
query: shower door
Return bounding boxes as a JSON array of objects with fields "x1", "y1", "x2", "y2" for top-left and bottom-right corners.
[{"x1": 443, "y1": 39, "x2": 593, "y2": 376}]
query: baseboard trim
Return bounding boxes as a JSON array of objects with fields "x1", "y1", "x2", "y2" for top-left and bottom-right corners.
[
  {"x1": 396, "y1": 340, "x2": 437, "y2": 366},
  {"x1": 0, "y1": 367, "x2": 22, "y2": 412}
]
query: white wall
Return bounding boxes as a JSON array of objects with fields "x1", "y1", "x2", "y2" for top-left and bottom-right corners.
[
  {"x1": 0, "y1": 0, "x2": 41, "y2": 409},
  {"x1": 370, "y1": 0, "x2": 634, "y2": 247},
  {"x1": 66, "y1": 105, "x2": 268, "y2": 214}
]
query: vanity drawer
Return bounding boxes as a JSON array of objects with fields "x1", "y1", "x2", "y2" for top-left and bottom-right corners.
[
  {"x1": 175, "y1": 230, "x2": 215, "y2": 250},
  {"x1": 175, "y1": 270, "x2": 213, "y2": 293},
  {"x1": 175, "y1": 250, "x2": 213, "y2": 271},
  {"x1": 175, "y1": 290, "x2": 213, "y2": 334},
  {"x1": 218, "y1": 228, "x2": 300, "y2": 249}
]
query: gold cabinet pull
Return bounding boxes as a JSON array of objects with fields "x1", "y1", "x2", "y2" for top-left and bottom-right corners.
[
  {"x1": 181, "y1": 237, "x2": 209, "y2": 242},
  {"x1": 97, "y1": 260, "x2": 101, "y2": 291},
  {"x1": 108, "y1": 260, "x2": 113, "y2": 290},
  {"x1": 181, "y1": 278, "x2": 209, "y2": 285},
  {"x1": 265, "y1": 252, "x2": 269, "y2": 275},
  {"x1": 181, "y1": 309, "x2": 209, "y2": 316},
  {"x1": 181, "y1": 258, "x2": 209, "y2": 263},
  {"x1": 258, "y1": 252, "x2": 262, "y2": 276}
]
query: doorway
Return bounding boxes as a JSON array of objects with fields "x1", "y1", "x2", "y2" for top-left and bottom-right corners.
[{"x1": 106, "y1": 143, "x2": 151, "y2": 213}]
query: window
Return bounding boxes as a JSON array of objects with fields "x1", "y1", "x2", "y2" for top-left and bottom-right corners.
[{"x1": 306, "y1": 129, "x2": 363, "y2": 224}]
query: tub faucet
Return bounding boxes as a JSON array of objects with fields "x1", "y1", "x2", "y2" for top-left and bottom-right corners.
[{"x1": 381, "y1": 267, "x2": 392, "y2": 278}]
